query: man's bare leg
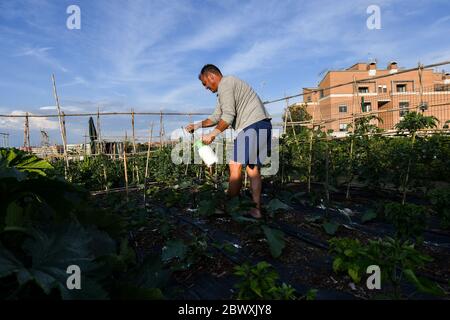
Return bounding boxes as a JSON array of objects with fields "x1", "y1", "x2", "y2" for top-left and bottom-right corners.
[
  {"x1": 246, "y1": 165, "x2": 262, "y2": 218},
  {"x1": 228, "y1": 161, "x2": 242, "y2": 197}
]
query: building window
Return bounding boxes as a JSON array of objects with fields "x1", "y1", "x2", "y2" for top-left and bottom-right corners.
[
  {"x1": 399, "y1": 102, "x2": 409, "y2": 116},
  {"x1": 339, "y1": 123, "x2": 348, "y2": 132},
  {"x1": 396, "y1": 84, "x2": 407, "y2": 92},
  {"x1": 378, "y1": 85, "x2": 387, "y2": 93},
  {"x1": 362, "y1": 102, "x2": 372, "y2": 112},
  {"x1": 339, "y1": 105, "x2": 347, "y2": 113},
  {"x1": 307, "y1": 96, "x2": 312, "y2": 102},
  {"x1": 319, "y1": 90, "x2": 324, "y2": 98},
  {"x1": 358, "y1": 86, "x2": 369, "y2": 93}
]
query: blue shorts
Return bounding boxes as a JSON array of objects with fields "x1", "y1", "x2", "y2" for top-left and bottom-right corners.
[{"x1": 233, "y1": 118, "x2": 272, "y2": 167}]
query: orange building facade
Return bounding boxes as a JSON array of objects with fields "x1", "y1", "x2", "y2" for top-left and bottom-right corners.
[{"x1": 301, "y1": 61, "x2": 450, "y2": 134}]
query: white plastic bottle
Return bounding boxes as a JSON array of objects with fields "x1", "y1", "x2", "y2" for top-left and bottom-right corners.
[{"x1": 195, "y1": 140, "x2": 218, "y2": 167}]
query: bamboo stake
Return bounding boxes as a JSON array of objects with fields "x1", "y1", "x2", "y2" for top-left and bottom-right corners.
[
  {"x1": 346, "y1": 77, "x2": 358, "y2": 200},
  {"x1": 283, "y1": 106, "x2": 289, "y2": 135},
  {"x1": 97, "y1": 106, "x2": 102, "y2": 154},
  {"x1": 286, "y1": 96, "x2": 297, "y2": 140},
  {"x1": 103, "y1": 165, "x2": 108, "y2": 192},
  {"x1": 51, "y1": 74, "x2": 69, "y2": 179},
  {"x1": 131, "y1": 109, "x2": 140, "y2": 183},
  {"x1": 144, "y1": 122, "x2": 154, "y2": 205},
  {"x1": 307, "y1": 128, "x2": 314, "y2": 194},
  {"x1": 307, "y1": 102, "x2": 317, "y2": 194},
  {"x1": 123, "y1": 132, "x2": 129, "y2": 201},
  {"x1": 418, "y1": 63, "x2": 424, "y2": 112},
  {"x1": 23, "y1": 112, "x2": 30, "y2": 150},
  {"x1": 145, "y1": 122, "x2": 154, "y2": 180},
  {"x1": 159, "y1": 111, "x2": 163, "y2": 149},
  {"x1": 84, "y1": 130, "x2": 87, "y2": 157}
]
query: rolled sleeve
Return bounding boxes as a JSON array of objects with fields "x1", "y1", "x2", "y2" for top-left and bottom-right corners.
[{"x1": 208, "y1": 103, "x2": 221, "y2": 125}]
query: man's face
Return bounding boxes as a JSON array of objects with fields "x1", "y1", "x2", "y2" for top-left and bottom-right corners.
[{"x1": 200, "y1": 73, "x2": 220, "y2": 93}]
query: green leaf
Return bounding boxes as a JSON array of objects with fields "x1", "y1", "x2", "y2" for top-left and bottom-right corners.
[
  {"x1": 348, "y1": 267, "x2": 361, "y2": 283},
  {"x1": 323, "y1": 221, "x2": 339, "y2": 235},
  {"x1": 2, "y1": 222, "x2": 110, "y2": 299},
  {"x1": 261, "y1": 225, "x2": 285, "y2": 258},
  {"x1": 162, "y1": 239, "x2": 188, "y2": 262},
  {"x1": 250, "y1": 279, "x2": 263, "y2": 298},
  {"x1": 306, "y1": 289, "x2": 318, "y2": 300},
  {"x1": 344, "y1": 249, "x2": 353, "y2": 257},
  {"x1": 0, "y1": 243, "x2": 25, "y2": 278},
  {"x1": 332, "y1": 257, "x2": 343, "y2": 272},
  {"x1": 198, "y1": 199, "x2": 216, "y2": 216},
  {"x1": 130, "y1": 254, "x2": 170, "y2": 289},
  {"x1": 0, "y1": 148, "x2": 53, "y2": 176},
  {"x1": 266, "y1": 199, "x2": 291, "y2": 213},
  {"x1": 361, "y1": 210, "x2": 377, "y2": 223},
  {"x1": 5, "y1": 201, "x2": 25, "y2": 228},
  {"x1": 403, "y1": 269, "x2": 446, "y2": 296}
]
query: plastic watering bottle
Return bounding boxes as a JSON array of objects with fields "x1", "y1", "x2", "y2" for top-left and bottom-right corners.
[{"x1": 195, "y1": 140, "x2": 218, "y2": 167}]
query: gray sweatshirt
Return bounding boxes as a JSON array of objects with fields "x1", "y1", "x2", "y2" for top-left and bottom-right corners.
[{"x1": 208, "y1": 76, "x2": 271, "y2": 131}]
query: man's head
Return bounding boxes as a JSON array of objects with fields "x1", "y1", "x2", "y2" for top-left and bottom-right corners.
[{"x1": 198, "y1": 64, "x2": 222, "y2": 93}]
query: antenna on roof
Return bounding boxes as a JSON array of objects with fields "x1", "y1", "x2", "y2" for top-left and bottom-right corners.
[{"x1": 318, "y1": 68, "x2": 329, "y2": 77}]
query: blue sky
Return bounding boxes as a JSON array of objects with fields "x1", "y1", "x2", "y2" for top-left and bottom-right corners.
[{"x1": 1, "y1": 0, "x2": 450, "y2": 146}]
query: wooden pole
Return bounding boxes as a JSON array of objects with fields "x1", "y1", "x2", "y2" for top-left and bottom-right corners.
[
  {"x1": 103, "y1": 165, "x2": 108, "y2": 192},
  {"x1": 84, "y1": 130, "x2": 87, "y2": 157},
  {"x1": 51, "y1": 74, "x2": 69, "y2": 179},
  {"x1": 307, "y1": 125, "x2": 314, "y2": 194},
  {"x1": 418, "y1": 63, "x2": 424, "y2": 112},
  {"x1": 307, "y1": 99, "x2": 317, "y2": 193},
  {"x1": 123, "y1": 132, "x2": 129, "y2": 201},
  {"x1": 145, "y1": 122, "x2": 154, "y2": 180},
  {"x1": 131, "y1": 109, "x2": 140, "y2": 183},
  {"x1": 159, "y1": 111, "x2": 165, "y2": 149},
  {"x1": 346, "y1": 77, "x2": 358, "y2": 200},
  {"x1": 23, "y1": 112, "x2": 30, "y2": 150},
  {"x1": 286, "y1": 97, "x2": 297, "y2": 139},
  {"x1": 144, "y1": 122, "x2": 154, "y2": 205},
  {"x1": 97, "y1": 106, "x2": 102, "y2": 154}
]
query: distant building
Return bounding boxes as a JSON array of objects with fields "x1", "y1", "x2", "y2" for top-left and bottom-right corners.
[{"x1": 302, "y1": 61, "x2": 450, "y2": 133}]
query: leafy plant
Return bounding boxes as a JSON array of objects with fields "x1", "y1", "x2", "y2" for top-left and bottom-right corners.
[
  {"x1": 384, "y1": 202, "x2": 427, "y2": 242},
  {"x1": 361, "y1": 209, "x2": 377, "y2": 223},
  {"x1": 365, "y1": 237, "x2": 445, "y2": 299},
  {"x1": 265, "y1": 198, "x2": 291, "y2": 216},
  {"x1": 395, "y1": 112, "x2": 438, "y2": 204},
  {"x1": 0, "y1": 148, "x2": 53, "y2": 179},
  {"x1": 0, "y1": 148, "x2": 168, "y2": 300},
  {"x1": 261, "y1": 225, "x2": 286, "y2": 258},
  {"x1": 162, "y1": 233, "x2": 211, "y2": 271},
  {"x1": 233, "y1": 261, "x2": 296, "y2": 300},
  {"x1": 329, "y1": 237, "x2": 445, "y2": 298},
  {"x1": 329, "y1": 238, "x2": 369, "y2": 283},
  {"x1": 428, "y1": 187, "x2": 450, "y2": 229},
  {"x1": 305, "y1": 288, "x2": 318, "y2": 300}
]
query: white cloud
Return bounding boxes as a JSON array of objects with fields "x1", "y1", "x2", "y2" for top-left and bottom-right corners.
[
  {"x1": 0, "y1": 110, "x2": 59, "y2": 130},
  {"x1": 14, "y1": 46, "x2": 68, "y2": 72}
]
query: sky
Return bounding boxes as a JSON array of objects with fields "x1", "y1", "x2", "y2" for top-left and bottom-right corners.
[{"x1": 1, "y1": 0, "x2": 450, "y2": 146}]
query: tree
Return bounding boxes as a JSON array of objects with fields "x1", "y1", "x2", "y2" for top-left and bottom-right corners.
[{"x1": 282, "y1": 103, "x2": 312, "y2": 135}]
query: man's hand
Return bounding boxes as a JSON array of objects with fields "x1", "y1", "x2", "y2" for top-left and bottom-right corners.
[
  {"x1": 201, "y1": 133, "x2": 216, "y2": 145},
  {"x1": 185, "y1": 123, "x2": 196, "y2": 133}
]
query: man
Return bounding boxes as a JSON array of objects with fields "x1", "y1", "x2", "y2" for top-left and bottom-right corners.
[{"x1": 185, "y1": 64, "x2": 272, "y2": 218}]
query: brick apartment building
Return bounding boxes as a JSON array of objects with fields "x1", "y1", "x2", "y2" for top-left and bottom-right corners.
[{"x1": 301, "y1": 61, "x2": 450, "y2": 134}]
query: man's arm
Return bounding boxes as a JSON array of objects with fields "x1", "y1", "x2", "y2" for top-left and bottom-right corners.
[
  {"x1": 202, "y1": 119, "x2": 230, "y2": 144},
  {"x1": 186, "y1": 118, "x2": 216, "y2": 133}
]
